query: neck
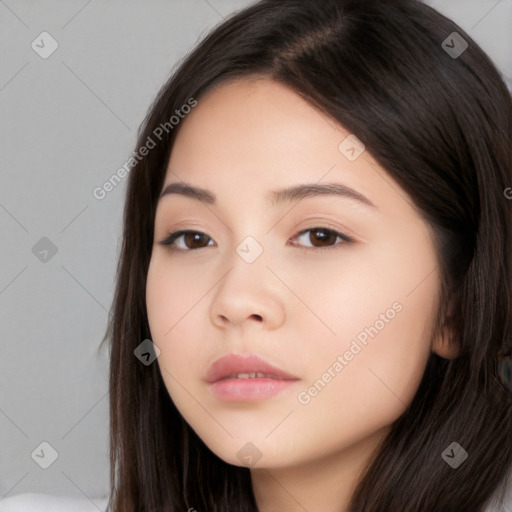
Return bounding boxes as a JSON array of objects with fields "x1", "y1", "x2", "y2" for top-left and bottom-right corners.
[{"x1": 250, "y1": 426, "x2": 389, "y2": 512}]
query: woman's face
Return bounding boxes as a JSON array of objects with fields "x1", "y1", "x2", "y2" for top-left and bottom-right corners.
[{"x1": 146, "y1": 77, "x2": 453, "y2": 470}]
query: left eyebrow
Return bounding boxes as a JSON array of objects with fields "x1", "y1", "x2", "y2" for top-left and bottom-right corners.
[
  {"x1": 159, "y1": 181, "x2": 377, "y2": 210},
  {"x1": 267, "y1": 182, "x2": 377, "y2": 210}
]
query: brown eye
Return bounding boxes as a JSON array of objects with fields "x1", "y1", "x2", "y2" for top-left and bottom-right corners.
[
  {"x1": 291, "y1": 227, "x2": 352, "y2": 252},
  {"x1": 308, "y1": 228, "x2": 338, "y2": 247},
  {"x1": 183, "y1": 232, "x2": 211, "y2": 249},
  {"x1": 159, "y1": 230, "x2": 213, "y2": 250}
]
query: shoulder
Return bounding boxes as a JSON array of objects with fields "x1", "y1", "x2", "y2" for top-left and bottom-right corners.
[{"x1": 0, "y1": 493, "x2": 108, "y2": 512}]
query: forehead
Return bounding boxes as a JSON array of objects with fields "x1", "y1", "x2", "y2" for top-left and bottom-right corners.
[
  {"x1": 166, "y1": 77, "x2": 353, "y2": 183},
  {"x1": 173, "y1": 76, "x2": 341, "y2": 145}
]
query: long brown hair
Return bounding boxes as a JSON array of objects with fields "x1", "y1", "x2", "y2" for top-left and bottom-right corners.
[{"x1": 99, "y1": 0, "x2": 512, "y2": 510}]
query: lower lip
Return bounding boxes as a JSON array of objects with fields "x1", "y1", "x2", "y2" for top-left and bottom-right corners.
[{"x1": 209, "y1": 377, "x2": 298, "y2": 401}]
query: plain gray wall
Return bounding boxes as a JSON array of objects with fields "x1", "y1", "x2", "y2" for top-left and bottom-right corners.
[{"x1": 1, "y1": 0, "x2": 510, "y2": 503}]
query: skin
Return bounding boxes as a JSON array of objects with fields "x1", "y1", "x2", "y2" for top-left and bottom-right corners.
[{"x1": 145, "y1": 77, "x2": 459, "y2": 512}]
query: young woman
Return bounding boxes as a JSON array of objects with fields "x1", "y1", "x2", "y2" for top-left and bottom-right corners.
[{"x1": 102, "y1": 0, "x2": 512, "y2": 510}]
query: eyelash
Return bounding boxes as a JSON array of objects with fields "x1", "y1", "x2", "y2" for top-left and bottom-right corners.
[{"x1": 158, "y1": 227, "x2": 353, "y2": 253}]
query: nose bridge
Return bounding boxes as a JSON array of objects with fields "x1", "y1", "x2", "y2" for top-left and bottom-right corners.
[
  {"x1": 235, "y1": 233, "x2": 266, "y2": 266},
  {"x1": 219, "y1": 232, "x2": 269, "y2": 299},
  {"x1": 222, "y1": 206, "x2": 272, "y2": 276}
]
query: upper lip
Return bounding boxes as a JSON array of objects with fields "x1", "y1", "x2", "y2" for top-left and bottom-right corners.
[{"x1": 206, "y1": 354, "x2": 299, "y2": 383}]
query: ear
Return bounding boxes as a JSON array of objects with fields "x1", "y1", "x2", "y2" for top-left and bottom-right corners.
[{"x1": 431, "y1": 300, "x2": 461, "y2": 360}]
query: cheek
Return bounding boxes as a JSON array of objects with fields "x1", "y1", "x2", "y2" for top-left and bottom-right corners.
[
  {"x1": 146, "y1": 254, "x2": 199, "y2": 336},
  {"x1": 290, "y1": 298, "x2": 434, "y2": 454},
  {"x1": 146, "y1": 258, "x2": 211, "y2": 432},
  {"x1": 291, "y1": 241, "x2": 438, "y2": 426},
  {"x1": 145, "y1": 257, "x2": 202, "y2": 378}
]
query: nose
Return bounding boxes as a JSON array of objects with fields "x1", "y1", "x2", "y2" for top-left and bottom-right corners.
[{"x1": 209, "y1": 256, "x2": 286, "y2": 332}]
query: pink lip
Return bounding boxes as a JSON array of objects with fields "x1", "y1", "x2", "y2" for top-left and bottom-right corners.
[
  {"x1": 205, "y1": 354, "x2": 299, "y2": 402},
  {"x1": 206, "y1": 354, "x2": 298, "y2": 383}
]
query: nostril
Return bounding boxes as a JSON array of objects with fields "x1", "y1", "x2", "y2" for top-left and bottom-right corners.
[{"x1": 251, "y1": 314, "x2": 263, "y2": 321}]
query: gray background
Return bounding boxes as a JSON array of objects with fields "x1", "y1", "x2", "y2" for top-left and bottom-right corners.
[{"x1": 0, "y1": 0, "x2": 510, "y2": 502}]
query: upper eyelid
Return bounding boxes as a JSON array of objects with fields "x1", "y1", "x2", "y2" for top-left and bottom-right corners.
[
  {"x1": 156, "y1": 205, "x2": 365, "y2": 240},
  {"x1": 158, "y1": 215, "x2": 357, "y2": 238}
]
